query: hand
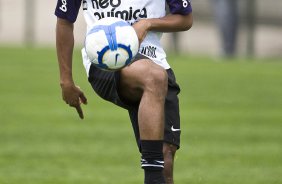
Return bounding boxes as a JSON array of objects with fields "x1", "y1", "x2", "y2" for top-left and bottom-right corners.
[
  {"x1": 132, "y1": 19, "x2": 151, "y2": 44},
  {"x1": 61, "y1": 83, "x2": 88, "y2": 119}
]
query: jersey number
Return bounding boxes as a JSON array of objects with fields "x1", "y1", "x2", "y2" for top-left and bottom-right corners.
[
  {"x1": 60, "y1": 0, "x2": 67, "y2": 12},
  {"x1": 182, "y1": 0, "x2": 188, "y2": 8}
]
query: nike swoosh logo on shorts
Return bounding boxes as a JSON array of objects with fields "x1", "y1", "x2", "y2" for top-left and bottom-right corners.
[{"x1": 171, "y1": 126, "x2": 181, "y2": 132}]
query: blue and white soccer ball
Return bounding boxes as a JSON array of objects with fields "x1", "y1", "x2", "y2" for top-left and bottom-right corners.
[{"x1": 85, "y1": 17, "x2": 139, "y2": 71}]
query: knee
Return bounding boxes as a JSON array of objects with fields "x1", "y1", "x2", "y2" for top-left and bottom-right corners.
[{"x1": 144, "y1": 66, "x2": 168, "y2": 96}]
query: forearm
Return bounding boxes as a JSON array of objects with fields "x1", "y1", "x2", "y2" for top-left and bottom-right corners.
[
  {"x1": 56, "y1": 18, "x2": 75, "y2": 86},
  {"x1": 147, "y1": 13, "x2": 193, "y2": 32}
]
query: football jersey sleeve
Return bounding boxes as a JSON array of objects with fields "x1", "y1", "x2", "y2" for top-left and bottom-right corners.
[
  {"x1": 166, "y1": 0, "x2": 192, "y2": 15},
  {"x1": 55, "y1": 0, "x2": 82, "y2": 23}
]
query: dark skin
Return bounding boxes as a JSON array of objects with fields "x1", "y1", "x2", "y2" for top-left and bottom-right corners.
[{"x1": 56, "y1": 12, "x2": 193, "y2": 184}]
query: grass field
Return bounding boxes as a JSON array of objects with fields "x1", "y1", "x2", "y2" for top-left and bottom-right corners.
[{"x1": 0, "y1": 47, "x2": 282, "y2": 184}]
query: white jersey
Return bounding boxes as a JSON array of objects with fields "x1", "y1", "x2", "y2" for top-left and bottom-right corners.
[{"x1": 55, "y1": 0, "x2": 192, "y2": 74}]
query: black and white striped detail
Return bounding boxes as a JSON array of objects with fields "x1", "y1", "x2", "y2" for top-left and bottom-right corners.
[{"x1": 141, "y1": 158, "x2": 164, "y2": 169}]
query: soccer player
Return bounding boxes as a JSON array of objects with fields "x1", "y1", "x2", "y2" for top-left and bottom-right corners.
[{"x1": 55, "y1": 0, "x2": 193, "y2": 183}]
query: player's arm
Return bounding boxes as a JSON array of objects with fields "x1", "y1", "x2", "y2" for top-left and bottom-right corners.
[
  {"x1": 56, "y1": 18, "x2": 74, "y2": 86},
  {"x1": 133, "y1": 0, "x2": 193, "y2": 42},
  {"x1": 133, "y1": 13, "x2": 192, "y2": 42},
  {"x1": 146, "y1": 13, "x2": 193, "y2": 32},
  {"x1": 149, "y1": 0, "x2": 194, "y2": 32},
  {"x1": 56, "y1": 18, "x2": 87, "y2": 119}
]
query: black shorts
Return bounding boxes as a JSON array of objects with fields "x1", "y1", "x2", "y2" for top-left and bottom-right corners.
[{"x1": 88, "y1": 54, "x2": 181, "y2": 150}]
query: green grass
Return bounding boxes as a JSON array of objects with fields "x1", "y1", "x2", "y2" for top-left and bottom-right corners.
[{"x1": 0, "y1": 47, "x2": 282, "y2": 184}]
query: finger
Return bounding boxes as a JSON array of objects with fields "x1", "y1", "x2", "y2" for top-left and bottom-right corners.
[
  {"x1": 79, "y1": 93, "x2": 88, "y2": 104},
  {"x1": 68, "y1": 101, "x2": 77, "y2": 107},
  {"x1": 75, "y1": 105, "x2": 84, "y2": 119}
]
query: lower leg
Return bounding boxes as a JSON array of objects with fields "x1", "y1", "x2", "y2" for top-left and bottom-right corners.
[
  {"x1": 119, "y1": 60, "x2": 168, "y2": 183},
  {"x1": 141, "y1": 140, "x2": 165, "y2": 184},
  {"x1": 139, "y1": 70, "x2": 168, "y2": 184},
  {"x1": 163, "y1": 143, "x2": 177, "y2": 184},
  {"x1": 138, "y1": 87, "x2": 166, "y2": 140}
]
